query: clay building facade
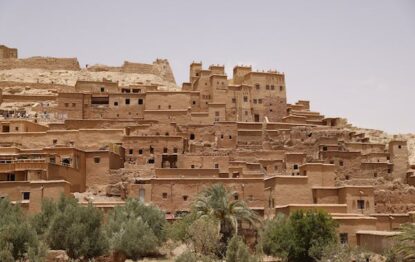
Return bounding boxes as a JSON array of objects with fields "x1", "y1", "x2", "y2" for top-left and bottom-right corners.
[{"x1": 0, "y1": 45, "x2": 414, "y2": 249}]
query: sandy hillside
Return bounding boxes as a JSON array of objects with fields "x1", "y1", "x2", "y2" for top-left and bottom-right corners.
[{"x1": 0, "y1": 68, "x2": 179, "y2": 91}]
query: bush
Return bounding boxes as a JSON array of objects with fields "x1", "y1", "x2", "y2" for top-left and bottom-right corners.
[
  {"x1": 394, "y1": 223, "x2": 415, "y2": 261},
  {"x1": 106, "y1": 198, "x2": 167, "y2": 259},
  {"x1": 48, "y1": 202, "x2": 108, "y2": 259},
  {"x1": 262, "y1": 210, "x2": 338, "y2": 262},
  {"x1": 167, "y1": 212, "x2": 197, "y2": 242},
  {"x1": 110, "y1": 217, "x2": 159, "y2": 260},
  {"x1": 226, "y1": 235, "x2": 255, "y2": 262},
  {"x1": 31, "y1": 198, "x2": 59, "y2": 235},
  {"x1": 261, "y1": 214, "x2": 291, "y2": 260},
  {"x1": 175, "y1": 251, "x2": 199, "y2": 262},
  {"x1": 188, "y1": 218, "x2": 222, "y2": 257},
  {"x1": 32, "y1": 194, "x2": 78, "y2": 236},
  {"x1": 175, "y1": 250, "x2": 216, "y2": 262},
  {"x1": 0, "y1": 198, "x2": 45, "y2": 261}
]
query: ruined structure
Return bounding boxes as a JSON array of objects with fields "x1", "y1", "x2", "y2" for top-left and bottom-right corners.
[{"x1": 0, "y1": 44, "x2": 414, "y2": 250}]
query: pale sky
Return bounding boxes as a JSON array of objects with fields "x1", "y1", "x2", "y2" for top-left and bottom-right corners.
[{"x1": 0, "y1": 0, "x2": 414, "y2": 133}]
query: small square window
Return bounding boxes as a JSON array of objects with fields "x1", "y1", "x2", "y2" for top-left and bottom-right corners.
[
  {"x1": 215, "y1": 163, "x2": 219, "y2": 169},
  {"x1": 94, "y1": 157, "x2": 100, "y2": 164},
  {"x1": 129, "y1": 149, "x2": 133, "y2": 154},
  {"x1": 64, "y1": 103, "x2": 69, "y2": 107},
  {"x1": 125, "y1": 99, "x2": 130, "y2": 105},
  {"x1": 183, "y1": 195, "x2": 188, "y2": 201},
  {"x1": 280, "y1": 86, "x2": 284, "y2": 91},
  {"x1": 138, "y1": 99, "x2": 143, "y2": 105},
  {"x1": 22, "y1": 192, "x2": 30, "y2": 200},
  {"x1": 101, "y1": 87, "x2": 105, "y2": 92},
  {"x1": 114, "y1": 101, "x2": 118, "y2": 106},
  {"x1": 72, "y1": 103, "x2": 76, "y2": 107},
  {"x1": 215, "y1": 111, "x2": 220, "y2": 117},
  {"x1": 243, "y1": 96, "x2": 248, "y2": 102},
  {"x1": 339, "y1": 233, "x2": 348, "y2": 244},
  {"x1": 162, "y1": 193, "x2": 168, "y2": 199},
  {"x1": 339, "y1": 160, "x2": 344, "y2": 166},
  {"x1": 138, "y1": 149, "x2": 143, "y2": 154},
  {"x1": 258, "y1": 99, "x2": 263, "y2": 104},
  {"x1": 232, "y1": 98, "x2": 236, "y2": 103}
]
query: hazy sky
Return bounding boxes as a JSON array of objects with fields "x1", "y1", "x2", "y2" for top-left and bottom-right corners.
[{"x1": 0, "y1": 0, "x2": 414, "y2": 133}]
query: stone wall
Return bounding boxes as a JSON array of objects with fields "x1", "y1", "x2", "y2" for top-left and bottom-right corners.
[
  {"x1": 0, "y1": 57, "x2": 80, "y2": 71},
  {"x1": 121, "y1": 59, "x2": 176, "y2": 84},
  {"x1": 375, "y1": 181, "x2": 415, "y2": 213}
]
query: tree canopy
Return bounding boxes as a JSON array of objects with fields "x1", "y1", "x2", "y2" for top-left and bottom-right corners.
[{"x1": 262, "y1": 210, "x2": 338, "y2": 262}]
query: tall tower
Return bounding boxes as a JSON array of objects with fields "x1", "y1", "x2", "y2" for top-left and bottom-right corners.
[{"x1": 389, "y1": 140, "x2": 409, "y2": 181}]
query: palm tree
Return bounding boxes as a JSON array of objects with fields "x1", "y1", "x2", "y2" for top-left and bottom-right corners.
[
  {"x1": 395, "y1": 223, "x2": 415, "y2": 261},
  {"x1": 192, "y1": 184, "x2": 261, "y2": 241}
]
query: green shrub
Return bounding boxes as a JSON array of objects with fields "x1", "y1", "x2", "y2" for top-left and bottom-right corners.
[
  {"x1": 110, "y1": 217, "x2": 159, "y2": 260},
  {"x1": 167, "y1": 212, "x2": 197, "y2": 242},
  {"x1": 188, "y1": 218, "x2": 222, "y2": 257},
  {"x1": 0, "y1": 198, "x2": 45, "y2": 261},
  {"x1": 262, "y1": 210, "x2": 338, "y2": 262},
  {"x1": 106, "y1": 198, "x2": 167, "y2": 259},
  {"x1": 226, "y1": 235, "x2": 255, "y2": 262},
  {"x1": 175, "y1": 250, "x2": 216, "y2": 262},
  {"x1": 48, "y1": 203, "x2": 108, "y2": 259}
]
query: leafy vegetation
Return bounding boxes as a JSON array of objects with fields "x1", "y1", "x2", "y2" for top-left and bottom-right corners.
[
  {"x1": 385, "y1": 223, "x2": 415, "y2": 262},
  {"x1": 47, "y1": 200, "x2": 108, "y2": 259},
  {"x1": 226, "y1": 234, "x2": 257, "y2": 262},
  {"x1": 262, "y1": 210, "x2": 338, "y2": 262},
  {"x1": 106, "y1": 198, "x2": 167, "y2": 259},
  {"x1": 188, "y1": 217, "x2": 222, "y2": 257},
  {"x1": 4, "y1": 184, "x2": 415, "y2": 261},
  {"x1": 192, "y1": 184, "x2": 261, "y2": 246},
  {"x1": 0, "y1": 198, "x2": 46, "y2": 261}
]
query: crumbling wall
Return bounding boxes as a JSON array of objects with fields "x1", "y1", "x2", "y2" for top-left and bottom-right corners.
[
  {"x1": 375, "y1": 181, "x2": 415, "y2": 213},
  {"x1": 121, "y1": 59, "x2": 176, "y2": 84},
  {"x1": 0, "y1": 57, "x2": 80, "y2": 71}
]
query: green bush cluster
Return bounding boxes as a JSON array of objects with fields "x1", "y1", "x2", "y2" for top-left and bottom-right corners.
[
  {"x1": 3, "y1": 183, "x2": 414, "y2": 261},
  {"x1": 261, "y1": 210, "x2": 338, "y2": 262}
]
